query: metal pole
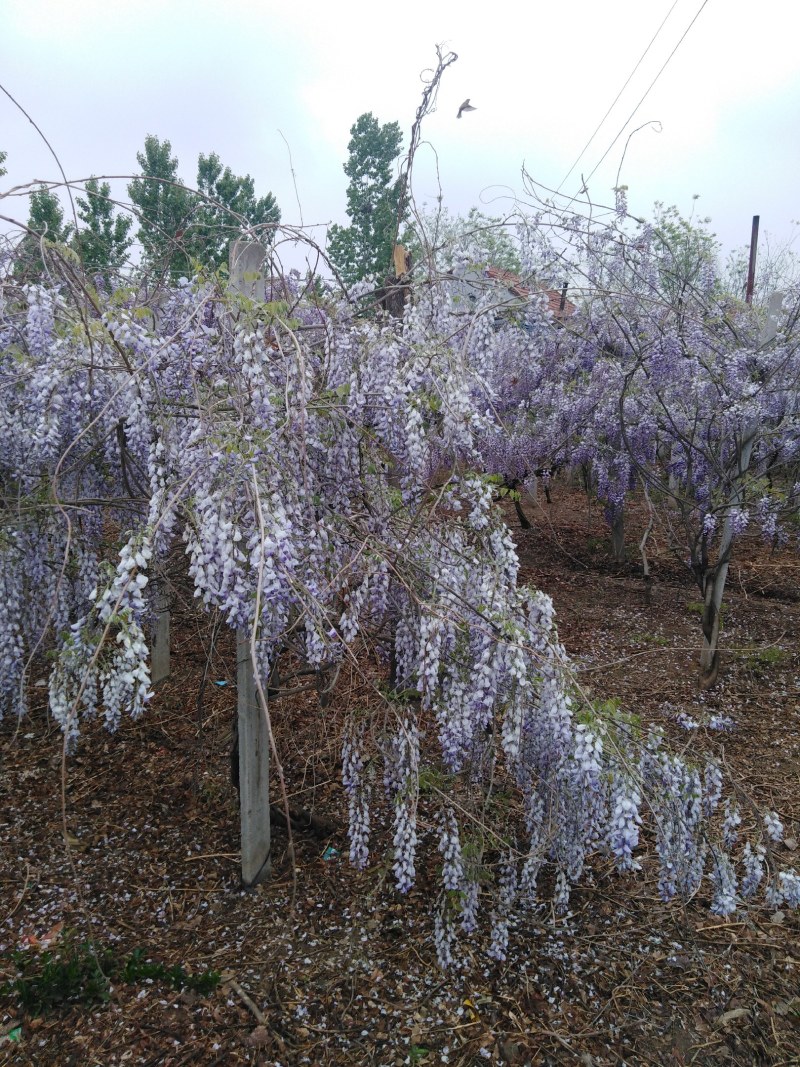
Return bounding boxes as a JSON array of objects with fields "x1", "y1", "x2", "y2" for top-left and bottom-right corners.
[{"x1": 745, "y1": 215, "x2": 759, "y2": 305}]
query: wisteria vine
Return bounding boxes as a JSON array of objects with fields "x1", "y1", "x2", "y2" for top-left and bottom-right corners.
[{"x1": 1, "y1": 221, "x2": 797, "y2": 968}]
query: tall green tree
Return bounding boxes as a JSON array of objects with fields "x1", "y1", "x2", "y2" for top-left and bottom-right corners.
[
  {"x1": 0, "y1": 150, "x2": 6, "y2": 178},
  {"x1": 128, "y1": 136, "x2": 194, "y2": 280},
  {"x1": 651, "y1": 202, "x2": 720, "y2": 305},
  {"x1": 15, "y1": 186, "x2": 73, "y2": 278},
  {"x1": 328, "y1": 113, "x2": 404, "y2": 285},
  {"x1": 73, "y1": 177, "x2": 133, "y2": 276},
  {"x1": 187, "y1": 152, "x2": 280, "y2": 269}
]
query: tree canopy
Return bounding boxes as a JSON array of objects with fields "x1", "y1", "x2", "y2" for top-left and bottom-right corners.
[
  {"x1": 128, "y1": 136, "x2": 281, "y2": 279},
  {"x1": 187, "y1": 151, "x2": 280, "y2": 269},
  {"x1": 13, "y1": 186, "x2": 73, "y2": 279},
  {"x1": 328, "y1": 113, "x2": 404, "y2": 284},
  {"x1": 74, "y1": 177, "x2": 133, "y2": 276},
  {"x1": 128, "y1": 136, "x2": 194, "y2": 280}
]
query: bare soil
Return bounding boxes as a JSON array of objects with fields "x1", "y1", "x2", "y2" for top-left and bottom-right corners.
[{"x1": 2, "y1": 487, "x2": 799, "y2": 1066}]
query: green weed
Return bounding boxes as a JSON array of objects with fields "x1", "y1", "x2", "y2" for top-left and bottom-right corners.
[
  {"x1": 742, "y1": 645, "x2": 787, "y2": 675},
  {"x1": 1, "y1": 937, "x2": 221, "y2": 1016}
]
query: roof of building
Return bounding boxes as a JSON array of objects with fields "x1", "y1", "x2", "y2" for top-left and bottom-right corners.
[{"x1": 484, "y1": 265, "x2": 576, "y2": 319}]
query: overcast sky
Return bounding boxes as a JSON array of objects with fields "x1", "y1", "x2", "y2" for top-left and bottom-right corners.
[{"x1": 2, "y1": 0, "x2": 798, "y2": 272}]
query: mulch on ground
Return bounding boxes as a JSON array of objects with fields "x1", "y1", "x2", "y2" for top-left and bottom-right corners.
[{"x1": 1, "y1": 487, "x2": 798, "y2": 1066}]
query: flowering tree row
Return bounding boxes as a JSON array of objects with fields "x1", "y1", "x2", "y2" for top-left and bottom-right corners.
[
  {"x1": 1, "y1": 225, "x2": 797, "y2": 966},
  {"x1": 469, "y1": 193, "x2": 800, "y2": 688}
]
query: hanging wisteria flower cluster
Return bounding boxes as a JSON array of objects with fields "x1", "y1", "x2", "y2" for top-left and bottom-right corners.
[{"x1": 1, "y1": 227, "x2": 798, "y2": 968}]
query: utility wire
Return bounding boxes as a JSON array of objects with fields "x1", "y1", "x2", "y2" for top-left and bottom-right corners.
[
  {"x1": 556, "y1": 0, "x2": 681, "y2": 194},
  {"x1": 581, "y1": 0, "x2": 712, "y2": 191}
]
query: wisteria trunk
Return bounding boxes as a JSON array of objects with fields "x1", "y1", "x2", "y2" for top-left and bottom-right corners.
[
  {"x1": 699, "y1": 428, "x2": 757, "y2": 688},
  {"x1": 699, "y1": 560, "x2": 729, "y2": 689}
]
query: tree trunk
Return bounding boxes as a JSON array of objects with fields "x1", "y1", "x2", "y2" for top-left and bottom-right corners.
[
  {"x1": 699, "y1": 561, "x2": 729, "y2": 689},
  {"x1": 513, "y1": 497, "x2": 532, "y2": 529},
  {"x1": 696, "y1": 293, "x2": 781, "y2": 687}
]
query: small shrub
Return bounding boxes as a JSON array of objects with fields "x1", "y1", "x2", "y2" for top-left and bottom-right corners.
[
  {"x1": 1, "y1": 938, "x2": 221, "y2": 1016},
  {"x1": 2, "y1": 939, "x2": 112, "y2": 1014}
]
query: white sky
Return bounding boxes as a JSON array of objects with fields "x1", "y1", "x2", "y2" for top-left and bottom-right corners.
[{"x1": 2, "y1": 0, "x2": 798, "y2": 270}]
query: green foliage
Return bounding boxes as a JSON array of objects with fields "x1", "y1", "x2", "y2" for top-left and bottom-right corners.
[
  {"x1": 328, "y1": 113, "x2": 404, "y2": 285},
  {"x1": 0, "y1": 149, "x2": 6, "y2": 178},
  {"x1": 742, "y1": 644, "x2": 786, "y2": 676},
  {"x1": 2, "y1": 940, "x2": 112, "y2": 1014},
  {"x1": 128, "y1": 135, "x2": 194, "y2": 280},
  {"x1": 630, "y1": 631, "x2": 670, "y2": 648},
  {"x1": 651, "y1": 202, "x2": 720, "y2": 304},
  {"x1": 120, "y1": 949, "x2": 221, "y2": 995},
  {"x1": 14, "y1": 186, "x2": 73, "y2": 279},
  {"x1": 128, "y1": 137, "x2": 281, "y2": 278},
  {"x1": 187, "y1": 151, "x2": 280, "y2": 269},
  {"x1": 686, "y1": 601, "x2": 725, "y2": 628},
  {"x1": 1, "y1": 938, "x2": 221, "y2": 1016},
  {"x1": 404, "y1": 206, "x2": 522, "y2": 275},
  {"x1": 418, "y1": 766, "x2": 447, "y2": 793},
  {"x1": 73, "y1": 177, "x2": 133, "y2": 275}
]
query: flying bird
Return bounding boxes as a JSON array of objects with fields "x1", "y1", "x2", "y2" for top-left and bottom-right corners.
[{"x1": 457, "y1": 99, "x2": 477, "y2": 119}]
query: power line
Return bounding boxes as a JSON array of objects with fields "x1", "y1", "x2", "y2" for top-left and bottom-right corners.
[
  {"x1": 581, "y1": 0, "x2": 713, "y2": 192},
  {"x1": 556, "y1": 0, "x2": 681, "y2": 194}
]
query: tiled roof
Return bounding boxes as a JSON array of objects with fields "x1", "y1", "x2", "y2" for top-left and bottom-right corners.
[{"x1": 484, "y1": 265, "x2": 576, "y2": 319}]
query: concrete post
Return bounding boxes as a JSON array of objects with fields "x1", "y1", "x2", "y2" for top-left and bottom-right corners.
[
  {"x1": 236, "y1": 631, "x2": 271, "y2": 886},
  {"x1": 229, "y1": 240, "x2": 271, "y2": 886}
]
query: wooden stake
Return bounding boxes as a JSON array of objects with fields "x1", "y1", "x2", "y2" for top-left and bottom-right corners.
[
  {"x1": 745, "y1": 215, "x2": 759, "y2": 305},
  {"x1": 150, "y1": 588, "x2": 171, "y2": 684}
]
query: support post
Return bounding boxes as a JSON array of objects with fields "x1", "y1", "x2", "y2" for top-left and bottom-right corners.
[
  {"x1": 237, "y1": 631, "x2": 271, "y2": 886},
  {"x1": 229, "y1": 239, "x2": 267, "y2": 301},
  {"x1": 745, "y1": 215, "x2": 759, "y2": 305},
  {"x1": 229, "y1": 239, "x2": 271, "y2": 887},
  {"x1": 150, "y1": 588, "x2": 171, "y2": 684},
  {"x1": 611, "y1": 507, "x2": 625, "y2": 563}
]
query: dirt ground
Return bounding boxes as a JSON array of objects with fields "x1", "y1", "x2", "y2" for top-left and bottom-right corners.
[{"x1": 2, "y1": 487, "x2": 799, "y2": 1066}]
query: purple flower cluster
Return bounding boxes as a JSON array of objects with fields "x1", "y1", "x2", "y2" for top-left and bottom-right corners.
[
  {"x1": 4, "y1": 239, "x2": 800, "y2": 968},
  {"x1": 342, "y1": 723, "x2": 371, "y2": 870}
]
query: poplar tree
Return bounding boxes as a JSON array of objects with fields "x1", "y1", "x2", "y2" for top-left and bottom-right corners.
[
  {"x1": 14, "y1": 186, "x2": 72, "y2": 279},
  {"x1": 128, "y1": 136, "x2": 194, "y2": 280},
  {"x1": 328, "y1": 113, "x2": 404, "y2": 285},
  {"x1": 74, "y1": 178, "x2": 133, "y2": 276},
  {"x1": 187, "y1": 152, "x2": 280, "y2": 269}
]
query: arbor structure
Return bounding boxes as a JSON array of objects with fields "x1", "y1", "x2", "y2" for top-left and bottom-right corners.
[
  {"x1": 500, "y1": 190, "x2": 800, "y2": 686},
  {"x1": 328, "y1": 113, "x2": 404, "y2": 284}
]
